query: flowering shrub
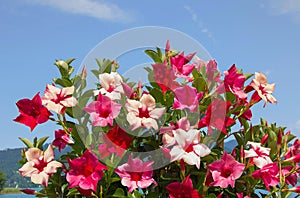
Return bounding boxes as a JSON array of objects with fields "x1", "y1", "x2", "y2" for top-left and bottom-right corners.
[{"x1": 14, "y1": 41, "x2": 299, "y2": 197}]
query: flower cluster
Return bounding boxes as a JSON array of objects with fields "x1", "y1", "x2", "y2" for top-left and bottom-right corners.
[{"x1": 14, "y1": 41, "x2": 299, "y2": 197}]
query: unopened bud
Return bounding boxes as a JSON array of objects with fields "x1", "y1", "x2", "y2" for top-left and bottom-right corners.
[{"x1": 261, "y1": 133, "x2": 269, "y2": 145}]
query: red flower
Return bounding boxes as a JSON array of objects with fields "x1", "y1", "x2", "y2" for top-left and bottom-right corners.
[
  {"x1": 99, "y1": 125, "x2": 133, "y2": 158},
  {"x1": 166, "y1": 175, "x2": 202, "y2": 198},
  {"x1": 66, "y1": 150, "x2": 107, "y2": 193},
  {"x1": 14, "y1": 93, "x2": 52, "y2": 131},
  {"x1": 52, "y1": 129, "x2": 74, "y2": 152},
  {"x1": 198, "y1": 98, "x2": 235, "y2": 135}
]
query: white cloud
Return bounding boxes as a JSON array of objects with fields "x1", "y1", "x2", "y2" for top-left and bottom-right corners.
[
  {"x1": 27, "y1": 0, "x2": 131, "y2": 22},
  {"x1": 184, "y1": 5, "x2": 216, "y2": 43},
  {"x1": 268, "y1": 0, "x2": 300, "y2": 21}
]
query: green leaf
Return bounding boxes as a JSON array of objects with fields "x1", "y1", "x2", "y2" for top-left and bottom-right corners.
[
  {"x1": 145, "y1": 49, "x2": 162, "y2": 63},
  {"x1": 66, "y1": 188, "x2": 80, "y2": 197},
  {"x1": 65, "y1": 58, "x2": 76, "y2": 65},
  {"x1": 36, "y1": 136, "x2": 49, "y2": 149},
  {"x1": 149, "y1": 87, "x2": 163, "y2": 103},
  {"x1": 192, "y1": 76, "x2": 208, "y2": 92},
  {"x1": 111, "y1": 188, "x2": 126, "y2": 198},
  {"x1": 19, "y1": 137, "x2": 34, "y2": 148},
  {"x1": 53, "y1": 78, "x2": 73, "y2": 87},
  {"x1": 244, "y1": 73, "x2": 254, "y2": 81}
]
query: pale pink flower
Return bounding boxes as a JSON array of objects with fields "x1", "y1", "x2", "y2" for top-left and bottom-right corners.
[
  {"x1": 245, "y1": 72, "x2": 277, "y2": 107},
  {"x1": 166, "y1": 175, "x2": 201, "y2": 198},
  {"x1": 126, "y1": 94, "x2": 165, "y2": 131},
  {"x1": 207, "y1": 152, "x2": 245, "y2": 188},
  {"x1": 19, "y1": 145, "x2": 62, "y2": 186},
  {"x1": 94, "y1": 72, "x2": 124, "y2": 100},
  {"x1": 52, "y1": 129, "x2": 74, "y2": 152},
  {"x1": 172, "y1": 85, "x2": 203, "y2": 112},
  {"x1": 114, "y1": 155, "x2": 156, "y2": 193},
  {"x1": 244, "y1": 141, "x2": 272, "y2": 168},
  {"x1": 160, "y1": 117, "x2": 192, "y2": 146},
  {"x1": 169, "y1": 129, "x2": 210, "y2": 169},
  {"x1": 42, "y1": 84, "x2": 78, "y2": 114},
  {"x1": 66, "y1": 150, "x2": 107, "y2": 193},
  {"x1": 252, "y1": 162, "x2": 279, "y2": 191},
  {"x1": 83, "y1": 93, "x2": 122, "y2": 127}
]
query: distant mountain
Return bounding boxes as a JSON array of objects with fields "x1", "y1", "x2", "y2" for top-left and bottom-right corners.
[
  {"x1": 0, "y1": 144, "x2": 70, "y2": 188},
  {"x1": 0, "y1": 147, "x2": 37, "y2": 188}
]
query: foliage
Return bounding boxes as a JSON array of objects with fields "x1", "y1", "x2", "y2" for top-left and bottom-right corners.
[
  {"x1": 0, "y1": 169, "x2": 6, "y2": 192},
  {"x1": 13, "y1": 41, "x2": 299, "y2": 197}
]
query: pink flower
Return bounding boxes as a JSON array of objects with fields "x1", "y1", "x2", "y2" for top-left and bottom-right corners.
[
  {"x1": 66, "y1": 150, "x2": 107, "y2": 193},
  {"x1": 245, "y1": 72, "x2": 277, "y2": 107},
  {"x1": 14, "y1": 92, "x2": 52, "y2": 131},
  {"x1": 42, "y1": 84, "x2": 78, "y2": 114},
  {"x1": 169, "y1": 129, "x2": 210, "y2": 169},
  {"x1": 94, "y1": 72, "x2": 124, "y2": 100},
  {"x1": 166, "y1": 175, "x2": 202, "y2": 198},
  {"x1": 252, "y1": 162, "x2": 279, "y2": 191},
  {"x1": 152, "y1": 63, "x2": 180, "y2": 94},
  {"x1": 126, "y1": 94, "x2": 165, "y2": 131},
  {"x1": 172, "y1": 85, "x2": 203, "y2": 112},
  {"x1": 194, "y1": 57, "x2": 221, "y2": 83},
  {"x1": 99, "y1": 125, "x2": 133, "y2": 158},
  {"x1": 244, "y1": 141, "x2": 272, "y2": 168},
  {"x1": 114, "y1": 155, "x2": 156, "y2": 193},
  {"x1": 237, "y1": 193, "x2": 250, "y2": 198},
  {"x1": 52, "y1": 129, "x2": 74, "y2": 152},
  {"x1": 286, "y1": 139, "x2": 300, "y2": 159},
  {"x1": 224, "y1": 64, "x2": 247, "y2": 100},
  {"x1": 198, "y1": 98, "x2": 235, "y2": 135},
  {"x1": 170, "y1": 52, "x2": 196, "y2": 77},
  {"x1": 281, "y1": 166, "x2": 299, "y2": 186},
  {"x1": 207, "y1": 152, "x2": 245, "y2": 188},
  {"x1": 83, "y1": 93, "x2": 122, "y2": 127},
  {"x1": 19, "y1": 145, "x2": 62, "y2": 186}
]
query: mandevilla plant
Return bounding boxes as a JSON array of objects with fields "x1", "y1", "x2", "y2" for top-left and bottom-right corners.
[{"x1": 14, "y1": 41, "x2": 299, "y2": 198}]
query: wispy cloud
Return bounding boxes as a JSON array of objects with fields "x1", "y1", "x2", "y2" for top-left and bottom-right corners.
[
  {"x1": 26, "y1": 0, "x2": 132, "y2": 22},
  {"x1": 267, "y1": 0, "x2": 300, "y2": 21},
  {"x1": 184, "y1": 5, "x2": 215, "y2": 43}
]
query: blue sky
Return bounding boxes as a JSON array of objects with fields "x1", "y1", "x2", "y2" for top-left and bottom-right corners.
[{"x1": 1, "y1": 0, "x2": 300, "y2": 149}]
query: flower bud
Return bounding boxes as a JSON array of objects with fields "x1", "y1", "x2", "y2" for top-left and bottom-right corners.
[
  {"x1": 286, "y1": 186, "x2": 300, "y2": 193},
  {"x1": 261, "y1": 133, "x2": 269, "y2": 145},
  {"x1": 21, "y1": 189, "x2": 37, "y2": 195},
  {"x1": 81, "y1": 65, "x2": 86, "y2": 79},
  {"x1": 240, "y1": 145, "x2": 244, "y2": 162},
  {"x1": 231, "y1": 147, "x2": 237, "y2": 158},
  {"x1": 284, "y1": 154, "x2": 300, "y2": 163},
  {"x1": 277, "y1": 130, "x2": 283, "y2": 146}
]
